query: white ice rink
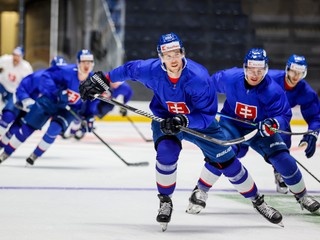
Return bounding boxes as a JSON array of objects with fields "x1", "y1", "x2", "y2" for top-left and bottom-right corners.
[{"x1": 0, "y1": 120, "x2": 319, "y2": 240}]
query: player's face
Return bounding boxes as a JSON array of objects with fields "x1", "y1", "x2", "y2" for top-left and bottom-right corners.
[
  {"x1": 161, "y1": 49, "x2": 184, "y2": 75},
  {"x1": 78, "y1": 61, "x2": 94, "y2": 76},
  {"x1": 286, "y1": 69, "x2": 304, "y2": 87},
  {"x1": 244, "y1": 67, "x2": 266, "y2": 86},
  {"x1": 12, "y1": 53, "x2": 22, "y2": 66}
]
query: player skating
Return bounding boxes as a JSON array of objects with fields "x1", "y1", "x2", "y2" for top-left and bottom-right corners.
[
  {"x1": 79, "y1": 33, "x2": 284, "y2": 230},
  {"x1": 268, "y1": 55, "x2": 320, "y2": 193},
  {"x1": 0, "y1": 50, "x2": 97, "y2": 165},
  {"x1": 186, "y1": 49, "x2": 320, "y2": 217}
]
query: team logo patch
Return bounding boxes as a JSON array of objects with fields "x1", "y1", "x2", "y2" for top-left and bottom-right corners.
[
  {"x1": 67, "y1": 89, "x2": 80, "y2": 104},
  {"x1": 166, "y1": 102, "x2": 190, "y2": 114},
  {"x1": 235, "y1": 102, "x2": 257, "y2": 120}
]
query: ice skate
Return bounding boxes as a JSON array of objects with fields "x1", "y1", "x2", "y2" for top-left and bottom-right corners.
[
  {"x1": 186, "y1": 186, "x2": 208, "y2": 214},
  {"x1": 157, "y1": 194, "x2": 173, "y2": 232},
  {"x1": 252, "y1": 194, "x2": 284, "y2": 227},
  {"x1": 274, "y1": 170, "x2": 288, "y2": 194},
  {"x1": 0, "y1": 152, "x2": 9, "y2": 164},
  {"x1": 26, "y1": 153, "x2": 38, "y2": 166},
  {"x1": 295, "y1": 194, "x2": 320, "y2": 214}
]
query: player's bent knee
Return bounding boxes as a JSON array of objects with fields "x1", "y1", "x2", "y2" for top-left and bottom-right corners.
[{"x1": 156, "y1": 136, "x2": 181, "y2": 165}]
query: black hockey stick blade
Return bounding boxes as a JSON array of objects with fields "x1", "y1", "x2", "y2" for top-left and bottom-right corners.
[
  {"x1": 92, "y1": 130, "x2": 149, "y2": 167},
  {"x1": 65, "y1": 106, "x2": 149, "y2": 167},
  {"x1": 95, "y1": 95, "x2": 258, "y2": 146}
]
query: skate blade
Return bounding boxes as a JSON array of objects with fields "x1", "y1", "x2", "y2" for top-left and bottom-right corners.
[
  {"x1": 277, "y1": 221, "x2": 284, "y2": 228},
  {"x1": 311, "y1": 208, "x2": 320, "y2": 215},
  {"x1": 186, "y1": 203, "x2": 203, "y2": 214},
  {"x1": 160, "y1": 223, "x2": 168, "y2": 232},
  {"x1": 25, "y1": 162, "x2": 33, "y2": 167}
]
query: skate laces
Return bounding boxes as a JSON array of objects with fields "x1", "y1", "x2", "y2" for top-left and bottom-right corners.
[
  {"x1": 256, "y1": 202, "x2": 276, "y2": 218},
  {"x1": 159, "y1": 202, "x2": 172, "y2": 216},
  {"x1": 298, "y1": 195, "x2": 317, "y2": 208}
]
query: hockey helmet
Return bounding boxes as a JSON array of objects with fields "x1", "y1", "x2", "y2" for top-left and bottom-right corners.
[
  {"x1": 77, "y1": 49, "x2": 94, "y2": 62},
  {"x1": 244, "y1": 48, "x2": 268, "y2": 68},
  {"x1": 50, "y1": 56, "x2": 67, "y2": 67},
  {"x1": 157, "y1": 32, "x2": 184, "y2": 55},
  {"x1": 286, "y1": 54, "x2": 307, "y2": 79}
]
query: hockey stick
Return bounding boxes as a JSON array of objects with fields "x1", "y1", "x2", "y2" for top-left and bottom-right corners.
[
  {"x1": 126, "y1": 115, "x2": 153, "y2": 142},
  {"x1": 65, "y1": 106, "x2": 149, "y2": 167},
  {"x1": 295, "y1": 159, "x2": 320, "y2": 184},
  {"x1": 91, "y1": 130, "x2": 149, "y2": 167},
  {"x1": 94, "y1": 95, "x2": 258, "y2": 146},
  {"x1": 217, "y1": 112, "x2": 319, "y2": 136}
]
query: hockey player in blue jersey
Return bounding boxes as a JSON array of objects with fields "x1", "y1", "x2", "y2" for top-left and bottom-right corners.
[
  {"x1": 0, "y1": 56, "x2": 67, "y2": 149},
  {"x1": 78, "y1": 33, "x2": 283, "y2": 230},
  {"x1": 24, "y1": 50, "x2": 98, "y2": 165},
  {"x1": 186, "y1": 48, "x2": 320, "y2": 216},
  {"x1": 0, "y1": 50, "x2": 97, "y2": 165},
  {"x1": 267, "y1": 55, "x2": 320, "y2": 193}
]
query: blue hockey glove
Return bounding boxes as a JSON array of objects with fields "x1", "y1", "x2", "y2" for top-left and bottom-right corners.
[
  {"x1": 119, "y1": 107, "x2": 127, "y2": 117},
  {"x1": 81, "y1": 117, "x2": 95, "y2": 133},
  {"x1": 57, "y1": 90, "x2": 69, "y2": 109},
  {"x1": 258, "y1": 118, "x2": 279, "y2": 137},
  {"x1": 160, "y1": 114, "x2": 189, "y2": 135},
  {"x1": 79, "y1": 71, "x2": 111, "y2": 101},
  {"x1": 299, "y1": 131, "x2": 318, "y2": 158}
]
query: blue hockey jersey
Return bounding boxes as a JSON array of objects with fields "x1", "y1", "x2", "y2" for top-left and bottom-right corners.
[
  {"x1": 108, "y1": 58, "x2": 217, "y2": 129},
  {"x1": 39, "y1": 64, "x2": 86, "y2": 110},
  {"x1": 15, "y1": 69, "x2": 45, "y2": 101},
  {"x1": 268, "y1": 69, "x2": 320, "y2": 131},
  {"x1": 212, "y1": 67, "x2": 292, "y2": 130}
]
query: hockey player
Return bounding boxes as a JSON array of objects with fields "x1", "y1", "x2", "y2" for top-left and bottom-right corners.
[
  {"x1": 231, "y1": 55, "x2": 320, "y2": 194},
  {"x1": 0, "y1": 46, "x2": 33, "y2": 106},
  {"x1": 186, "y1": 48, "x2": 320, "y2": 216},
  {"x1": 0, "y1": 50, "x2": 96, "y2": 165},
  {"x1": 78, "y1": 33, "x2": 283, "y2": 230},
  {"x1": 268, "y1": 55, "x2": 320, "y2": 193},
  {"x1": 0, "y1": 56, "x2": 67, "y2": 148}
]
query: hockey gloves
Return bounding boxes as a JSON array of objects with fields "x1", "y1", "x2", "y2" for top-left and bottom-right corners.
[
  {"x1": 299, "y1": 131, "x2": 318, "y2": 158},
  {"x1": 79, "y1": 71, "x2": 111, "y2": 101},
  {"x1": 160, "y1": 114, "x2": 189, "y2": 135},
  {"x1": 258, "y1": 118, "x2": 279, "y2": 137}
]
